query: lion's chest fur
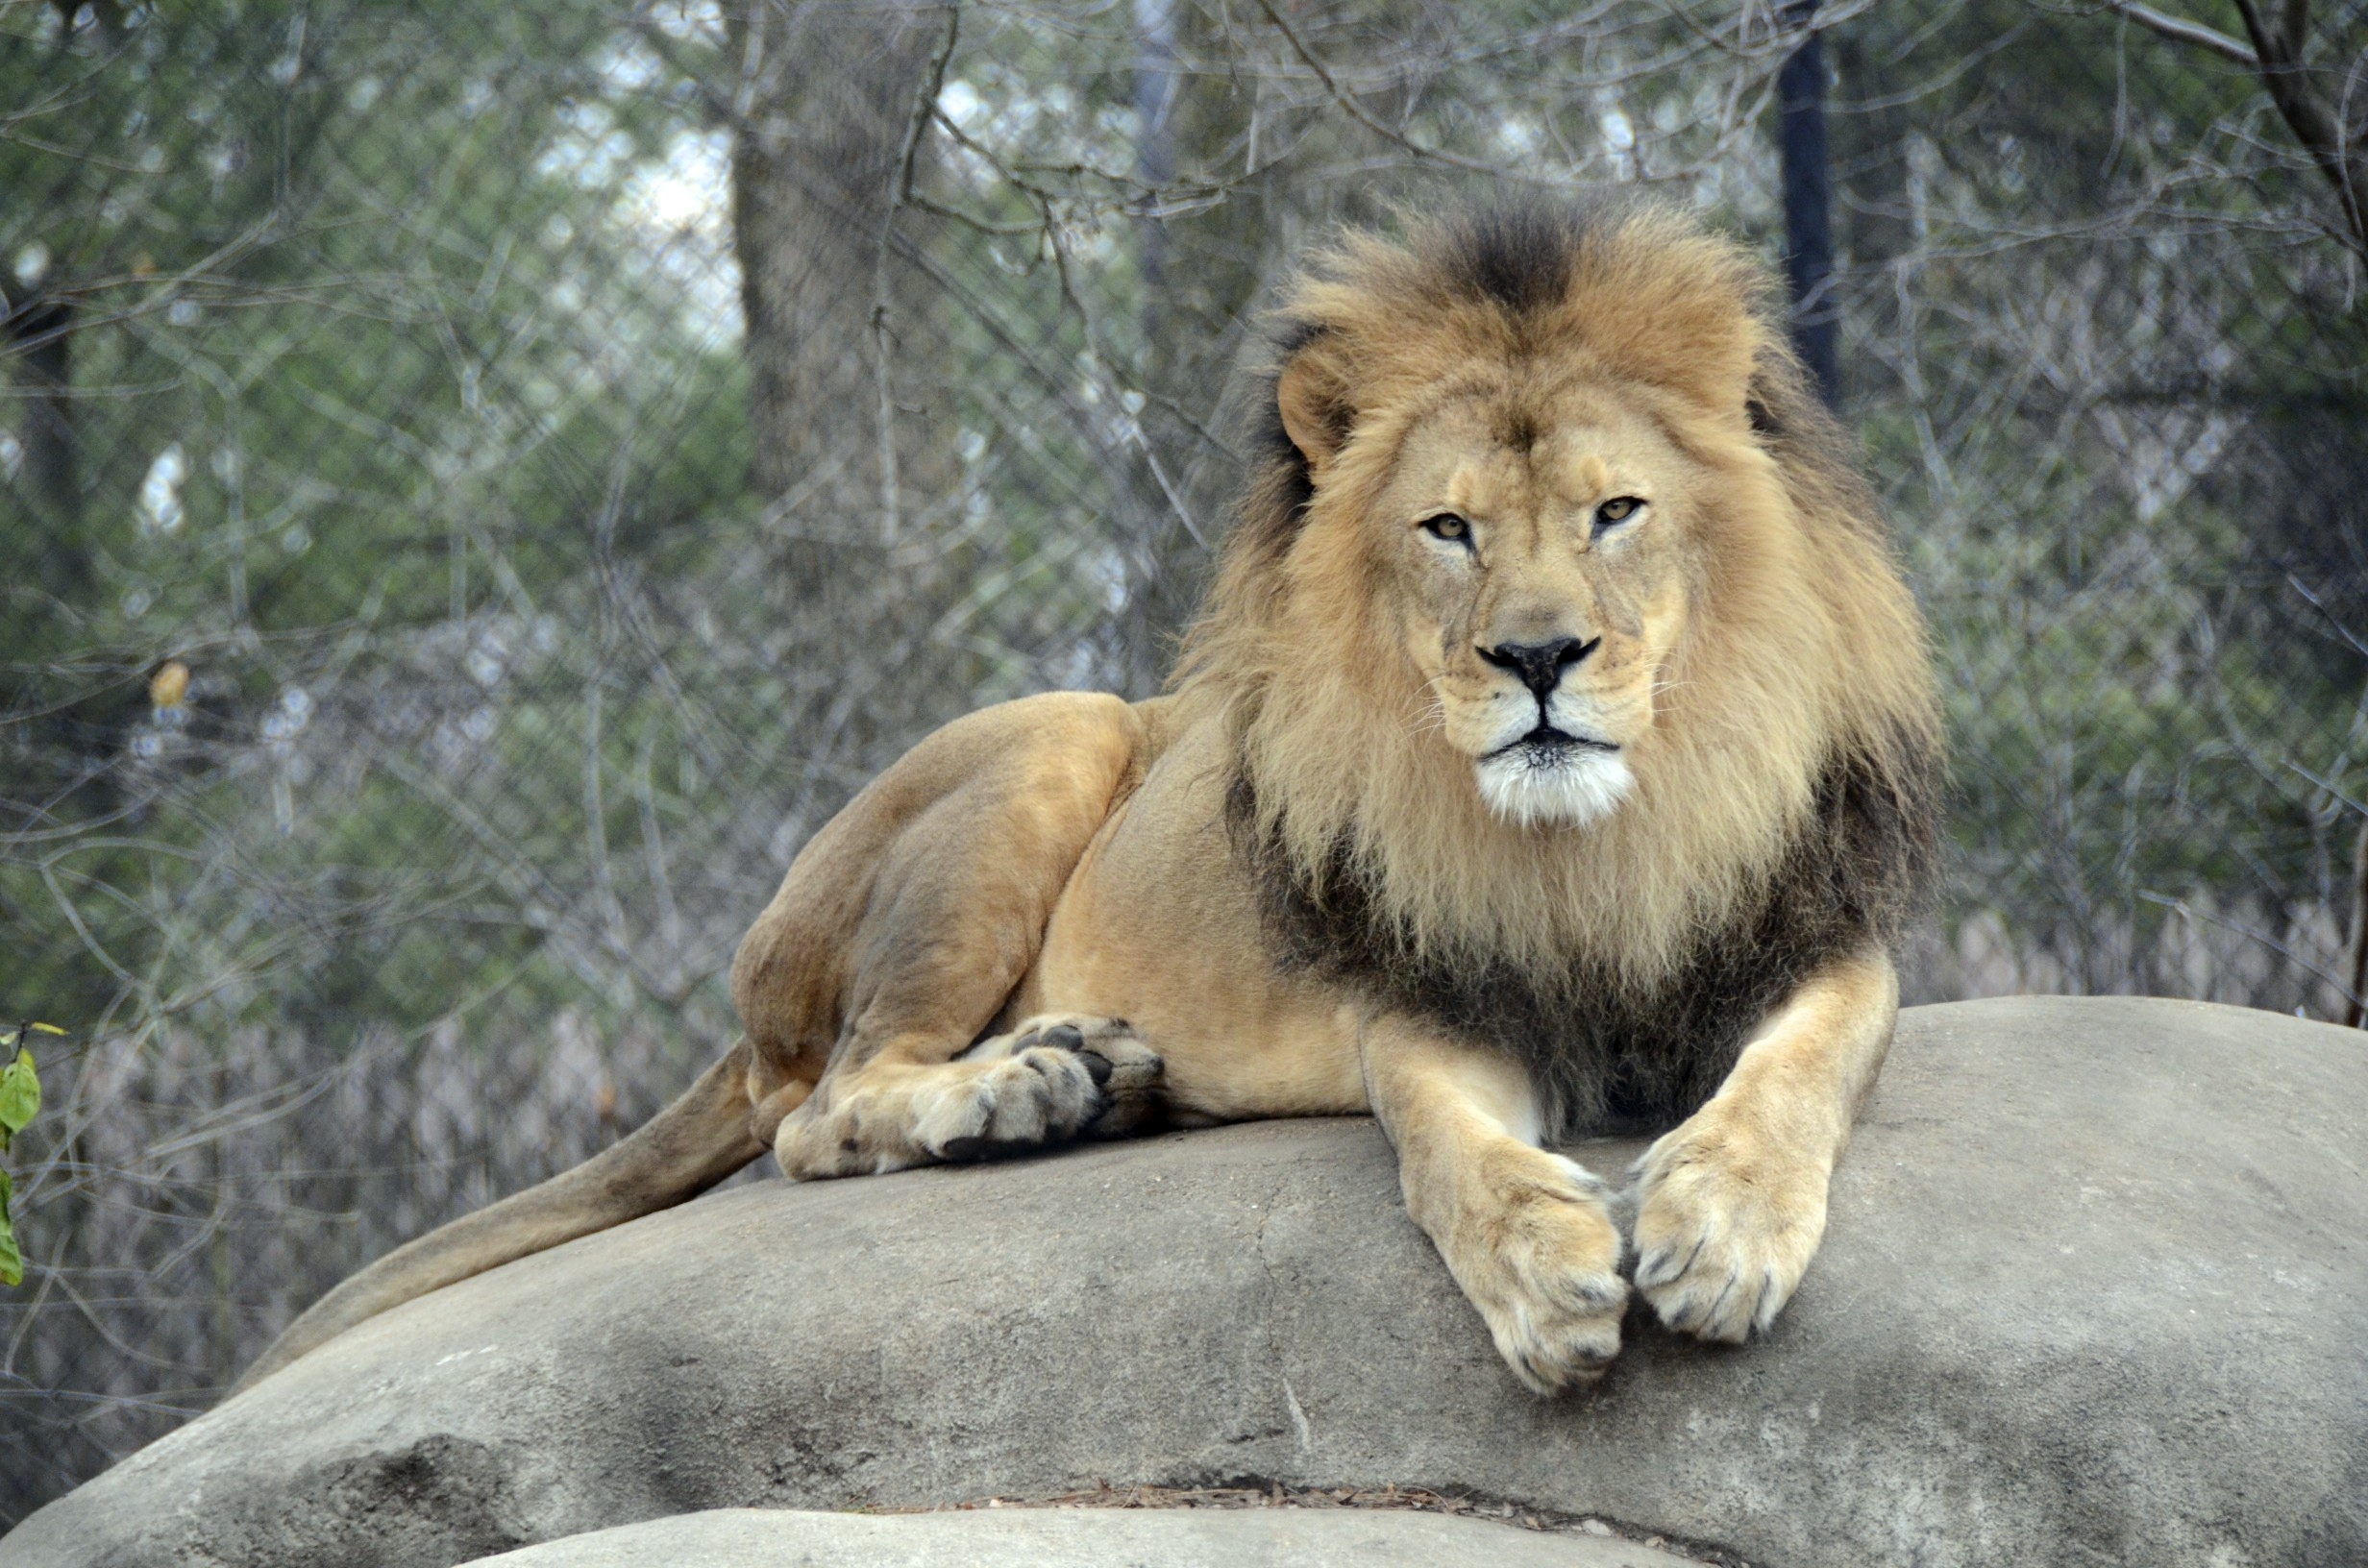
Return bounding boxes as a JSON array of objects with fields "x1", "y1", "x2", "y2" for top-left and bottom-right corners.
[{"x1": 1230, "y1": 734, "x2": 1937, "y2": 1138}]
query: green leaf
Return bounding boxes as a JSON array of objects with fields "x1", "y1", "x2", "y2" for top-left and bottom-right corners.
[
  {"x1": 0, "y1": 1050, "x2": 37, "y2": 1139},
  {"x1": 0, "y1": 1168, "x2": 18, "y2": 1288}
]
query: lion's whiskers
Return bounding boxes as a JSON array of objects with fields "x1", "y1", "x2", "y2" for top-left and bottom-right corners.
[{"x1": 1403, "y1": 683, "x2": 1452, "y2": 743}]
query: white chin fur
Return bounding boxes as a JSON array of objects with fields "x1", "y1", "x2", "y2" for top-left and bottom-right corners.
[{"x1": 1475, "y1": 747, "x2": 1635, "y2": 828}]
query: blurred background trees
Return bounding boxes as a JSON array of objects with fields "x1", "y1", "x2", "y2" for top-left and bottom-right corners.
[{"x1": 2, "y1": 0, "x2": 2361, "y2": 1520}]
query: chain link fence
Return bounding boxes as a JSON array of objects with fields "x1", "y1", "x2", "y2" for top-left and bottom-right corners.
[{"x1": 3, "y1": 0, "x2": 2362, "y2": 1525}]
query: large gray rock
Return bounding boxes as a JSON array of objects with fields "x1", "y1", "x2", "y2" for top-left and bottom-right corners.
[
  {"x1": 466, "y1": 1506, "x2": 1699, "y2": 1567},
  {"x1": 4, "y1": 998, "x2": 2362, "y2": 1568}
]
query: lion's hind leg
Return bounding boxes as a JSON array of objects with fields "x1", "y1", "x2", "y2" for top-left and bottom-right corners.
[{"x1": 746, "y1": 693, "x2": 1162, "y2": 1181}]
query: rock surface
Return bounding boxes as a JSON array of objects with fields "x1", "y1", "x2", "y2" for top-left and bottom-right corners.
[
  {"x1": 4, "y1": 997, "x2": 2363, "y2": 1568},
  {"x1": 465, "y1": 1506, "x2": 1699, "y2": 1567}
]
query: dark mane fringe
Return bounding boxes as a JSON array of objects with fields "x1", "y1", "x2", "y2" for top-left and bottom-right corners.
[
  {"x1": 1223, "y1": 386, "x2": 1315, "y2": 588},
  {"x1": 1230, "y1": 727, "x2": 1944, "y2": 1138},
  {"x1": 1743, "y1": 331, "x2": 1894, "y2": 551},
  {"x1": 1411, "y1": 197, "x2": 1625, "y2": 316}
]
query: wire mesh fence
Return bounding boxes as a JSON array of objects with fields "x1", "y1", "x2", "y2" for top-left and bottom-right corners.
[{"x1": 2, "y1": 0, "x2": 2362, "y2": 1525}]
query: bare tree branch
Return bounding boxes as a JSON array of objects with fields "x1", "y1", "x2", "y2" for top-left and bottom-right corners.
[
  {"x1": 1250, "y1": 0, "x2": 1572, "y2": 186},
  {"x1": 2101, "y1": 0, "x2": 2258, "y2": 65},
  {"x1": 2228, "y1": 0, "x2": 2368, "y2": 250},
  {"x1": 2109, "y1": 0, "x2": 2367, "y2": 250}
]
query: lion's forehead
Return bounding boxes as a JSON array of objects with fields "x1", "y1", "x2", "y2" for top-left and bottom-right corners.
[{"x1": 1390, "y1": 386, "x2": 1680, "y2": 522}]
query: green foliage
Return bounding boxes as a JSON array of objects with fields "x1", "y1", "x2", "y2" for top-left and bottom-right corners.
[{"x1": 0, "y1": 1024, "x2": 58, "y2": 1289}]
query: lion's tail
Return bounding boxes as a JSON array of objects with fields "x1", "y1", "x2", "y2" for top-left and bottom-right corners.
[{"x1": 230, "y1": 1038, "x2": 771, "y2": 1396}]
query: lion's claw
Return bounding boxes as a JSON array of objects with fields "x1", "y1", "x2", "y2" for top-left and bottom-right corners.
[{"x1": 1632, "y1": 1237, "x2": 1706, "y2": 1291}]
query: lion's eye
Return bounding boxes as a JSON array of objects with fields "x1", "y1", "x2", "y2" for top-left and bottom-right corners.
[
  {"x1": 1420, "y1": 513, "x2": 1473, "y2": 547},
  {"x1": 1593, "y1": 497, "x2": 1645, "y2": 532}
]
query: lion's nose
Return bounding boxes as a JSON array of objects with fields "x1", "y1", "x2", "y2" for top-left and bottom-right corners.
[{"x1": 1479, "y1": 636, "x2": 1600, "y2": 698}]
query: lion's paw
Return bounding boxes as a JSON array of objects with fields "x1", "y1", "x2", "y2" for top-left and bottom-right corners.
[
  {"x1": 774, "y1": 1017, "x2": 1163, "y2": 1180},
  {"x1": 1442, "y1": 1151, "x2": 1629, "y2": 1395},
  {"x1": 971, "y1": 1015, "x2": 1165, "y2": 1139},
  {"x1": 916, "y1": 1047, "x2": 1100, "y2": 1162},
  {"x1": 1627, "y1": 1110, "x2": 1827, "y2": 1344}
]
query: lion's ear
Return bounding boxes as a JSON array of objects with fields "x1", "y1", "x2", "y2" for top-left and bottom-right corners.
[{"x1": 1275, "y1": 343, "x2": 1352, "y2": 477}]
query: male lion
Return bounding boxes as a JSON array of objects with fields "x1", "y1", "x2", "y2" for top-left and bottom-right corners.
[{"x1": 242, "y1": 202, "x2": 1940, "y2": 1397}]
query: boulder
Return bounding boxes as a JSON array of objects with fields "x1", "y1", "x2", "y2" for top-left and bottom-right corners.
[
  {"x1": 463, "y1": 1505, "x2": 1699, "y2": 1567},
  {"x1": 4, "y1": 997, "x2": 2362, "y2": 1568}
]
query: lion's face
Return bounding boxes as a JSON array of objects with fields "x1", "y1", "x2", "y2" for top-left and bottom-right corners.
[{"x1": 1366, "y1": 385, "x2": 1698, "y2": 828}]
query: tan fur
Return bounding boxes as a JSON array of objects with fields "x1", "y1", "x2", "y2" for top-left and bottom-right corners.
[
  {"x1": 1360, "y1": 1017, "x2": 1629, "y2": 1388},
  {"x1": 239, "y1": 205, "x2": 1938, "y2": 1400}
]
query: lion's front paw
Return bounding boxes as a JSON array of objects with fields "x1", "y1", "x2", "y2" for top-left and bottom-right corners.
[
  {"x1": 1432, "y1": 1150, "x2": 1630, "y2": 1395},
  {"x1": 1628, "y1": 1109, "x2": 1828, "y2": 1344}
]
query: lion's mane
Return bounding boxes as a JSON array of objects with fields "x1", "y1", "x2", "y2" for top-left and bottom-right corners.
[{"x1": 1175, "y1": 202, "x2": 1944, "y2": 1136}]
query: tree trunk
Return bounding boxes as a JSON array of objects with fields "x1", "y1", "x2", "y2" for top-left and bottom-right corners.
[
  {"x1": 2344, "y1": 813, "x2": 2368, "y2": 1029},
  {"x1": 1778, "y1": 1, "x2": 1838, "y2": 406},
  {"x1": 725, "y1": 0, "x2": 952, "y2": 637}
]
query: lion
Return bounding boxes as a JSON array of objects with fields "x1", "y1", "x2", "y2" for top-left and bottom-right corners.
[{"x1": 238, "y1": 200, "x2": 1940, "y2": 1398}]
